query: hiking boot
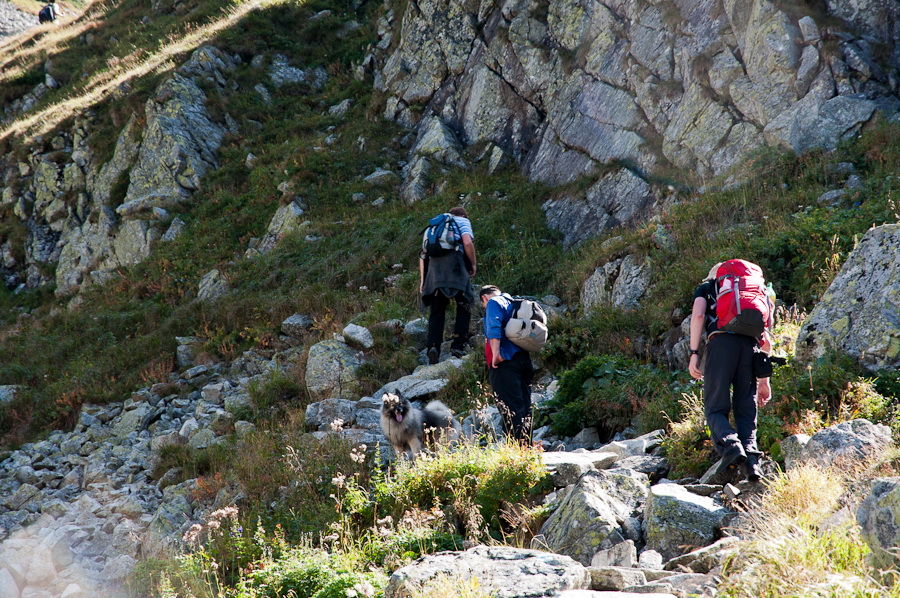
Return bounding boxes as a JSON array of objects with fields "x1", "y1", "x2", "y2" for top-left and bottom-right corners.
[
  {"x1": 427, "y1": 346, "x2": 439, "y2": 365},
  {"x1": 707, "y1": 451, "x2": 747, "y2": 486},
  {"x1": 743, "y1": 460, "x2": 763, "y2": 483},
  {"x1": 450, "y1": 347, "x2": 467, "y2": 358}
]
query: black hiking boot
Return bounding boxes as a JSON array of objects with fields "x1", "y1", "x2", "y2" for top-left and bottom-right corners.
[
  {"x1": 743, "y1": 459, "x2": 763, "y2": 483},
  {"x1": 427, "y1": 346, "x2": 439, "y2": 365},
  {"x1": 707, "y1": 451, "x2": 747, "y2": 486}
]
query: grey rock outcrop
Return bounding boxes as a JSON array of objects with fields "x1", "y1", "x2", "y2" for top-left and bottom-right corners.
[
  {"x1": 305, "y1": 398, "x2": 358, "y2": 431},
  {"x1": 535, "y1": 470, "x2": 649, "y2": 566},
  {"x1": 342, "y1": 323, "x2": 375, "y2": 349},
  {"x1": 305, "y1": 339, "x2": 365, "y2": 400},
  {"x1": 373, "y1": 359, "x2": 465, "y2": 402},
  {"x1": 796, "y1": 225, "x2": 900, "y2": 371},
  {"x1": 858, "y1": 477, "x2": 900, "y2": 569},
  {"x1": 385, "y1": 545, "x2": 591, "y2": 598},
  {"x1": 643, "y1": 483, "x2": 731, "y2": 560},
  {"x1": 197, "y1": 269, "x2": 230, "y2": 301},
  {"x1": 544, "y1": 171, "x2": 657, "y2": 248},
  {"x1": 541, "y1": 451, "x2": 619, "y2": 487},
  {"x1": 581, "y1": 255, "x2": 652, "y2": 311},
  {"x1": 251, "y1": 199, "x2": 307, "y2": 256},
  {"x1": 783, "y1": 419, "x2": 892, "y2": 470},
  {"x1": 7, "y1": 46, "x2": 238, "y2": 297},
  {"x1": 282, "y1": 314, "x2": 314, "y2": 337},
  {"x1": 376, "y1": 0, "x2": 899, "y2": 246}
]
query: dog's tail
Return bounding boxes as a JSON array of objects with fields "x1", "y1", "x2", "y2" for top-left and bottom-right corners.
[{"x1": 423, "y1": 400, "x2": 461, "y2": 432}]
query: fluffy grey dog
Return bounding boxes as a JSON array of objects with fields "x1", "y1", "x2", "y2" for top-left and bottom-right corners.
[{"x1": 380, "y1": 393, "x2": 461, "y2": 457}]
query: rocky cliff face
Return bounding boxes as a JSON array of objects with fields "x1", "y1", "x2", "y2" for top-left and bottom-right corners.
[
  {"x1": 0, "y1": 46, "x2": 237, "y2": 296},
  {"x1": 374, "y1": 0, "x2": 900, "y2": 243}
]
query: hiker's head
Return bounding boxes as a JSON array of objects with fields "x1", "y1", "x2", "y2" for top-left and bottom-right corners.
[
  {"x1": 704, "y1": 262, "x2": 723, "y2": 282},
  {"x1": 449, "y1": 206, "x2": 467, "y2": 218},
  {"x1": 479, "y1": 284, "x2": 501, "y2": 307}
]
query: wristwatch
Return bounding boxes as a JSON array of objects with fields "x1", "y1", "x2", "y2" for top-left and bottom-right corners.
[{"x1": 689, "y1": 349, "x2": 699, "y2": 356}]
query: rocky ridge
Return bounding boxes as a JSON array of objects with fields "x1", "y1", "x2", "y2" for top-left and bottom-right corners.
[
  {"x1": 0, "y1": 44, "x2": 327, "y2": 299},
  {"x1": 372, "y1": 0, "x2": 900, "y2": 245}
]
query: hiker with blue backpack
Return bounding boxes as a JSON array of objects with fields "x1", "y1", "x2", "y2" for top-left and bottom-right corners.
[
  {"x1": 688, "y1": 260, "x2": 776, "y2": 484},
  {"x1": 419, "y1": 207, "x2": 476, "y2": 364}
]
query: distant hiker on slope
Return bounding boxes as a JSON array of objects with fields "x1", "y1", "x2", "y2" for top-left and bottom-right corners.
[
  {"x1": 419, "y1": 206, "x2": 476, "y2": 364},
  {"x1": 689, "y1": 259, "x2": 775, "y2": 484},
  {"x1": 38, "y1": 1, "x2": 58, "y2": 23}
]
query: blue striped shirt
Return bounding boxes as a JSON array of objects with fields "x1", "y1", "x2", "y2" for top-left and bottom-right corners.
[{"x1": 454, "y1": 216, "x2": 473, "y2": 248}]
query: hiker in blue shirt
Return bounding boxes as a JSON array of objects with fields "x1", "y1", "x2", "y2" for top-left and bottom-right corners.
[
  {"x1": 480, "y1": 285, "x2": 534, "y2": 443},
  {"x1": 419, "y1": 207, "x2": 477, "y2": 364}
]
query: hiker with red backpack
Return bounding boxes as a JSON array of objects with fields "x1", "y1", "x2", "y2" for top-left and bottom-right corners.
[{"x1": 688, "y1": 260, "x2": 775, "y2": 484}]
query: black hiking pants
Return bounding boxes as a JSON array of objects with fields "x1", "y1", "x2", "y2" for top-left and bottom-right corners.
[
  {"x1": 489, "y1": 350, "x2": 535, "y2": 443},
  {"x1": 704, "y1": 333, "x2": 761, "y2": 463},
  {"x1": 427, "y1": 290, "x2": 471, "y2": 352}
]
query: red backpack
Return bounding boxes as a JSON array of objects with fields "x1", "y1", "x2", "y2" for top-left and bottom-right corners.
[{"x1": 714, "y1": 259, "x2": 773, "y2": 341}]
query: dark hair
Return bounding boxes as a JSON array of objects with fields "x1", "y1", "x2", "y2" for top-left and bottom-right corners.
[
  {"x1": 449, "y1": 206, "x2": 467, "y2": 218},
  {"x1": 479, "y1": 285, "x2": 501, "y2": 298}
]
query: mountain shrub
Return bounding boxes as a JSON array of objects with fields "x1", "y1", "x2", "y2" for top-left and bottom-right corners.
[
  {"x1": 346, "y1": 441, "x2": 546, "y2": 542},
  {"x1": 543, "y1": 354, "x2": 689, "y2": 440},
  {"x1": 660, "y1": 392, "x2": 714, "y2": 478}
]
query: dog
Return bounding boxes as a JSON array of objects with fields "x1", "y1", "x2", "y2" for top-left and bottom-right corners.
[{"x1": 380, "y1": 393, "x2": 461, "y2": 458}]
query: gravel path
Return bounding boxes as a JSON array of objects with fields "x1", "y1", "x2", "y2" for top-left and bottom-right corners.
[{"x1": 0, "y1": 1, "x2": 37, "y2": 38}]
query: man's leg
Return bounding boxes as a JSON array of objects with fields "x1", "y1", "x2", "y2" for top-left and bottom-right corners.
[
  {"x1": 450, "y1": 294, "x2": 472, "y2": 353},
  {"x1": 427, "y1": 291, "x2": 449, "y2": 360},
  {"x1": 489, "y1": 352, "x2": 532, "y2": 443},
  {"x1": 732, "y1": 337, "x2": 762, "y2": 478},
  {"x1": 704, "y1": 334, "x2": 744, "y2": 458}
]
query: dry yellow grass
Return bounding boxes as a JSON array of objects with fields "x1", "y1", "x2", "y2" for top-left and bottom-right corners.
[
  {"x1": 759, "y1": 463, "x2": 845, "y2": 528},
  {"x1": 407, "y1": 574, "x2": 494, "y2": 598},
  {"x1": 0, "y1": 0, "x2": 285, "y2": 143}
]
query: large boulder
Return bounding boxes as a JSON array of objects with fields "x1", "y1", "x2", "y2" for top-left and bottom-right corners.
[
  {"x1": 784, "y1": 419, "x2": 892, "y2": 470},
  {"x1": 643, "y1": 483, "x2": 731, "y2": 561},
  {"x1": 252, "y1": 199, "x2": 307, "y2": 255},
  {"x1": 384, "y1": 545, "x2": 591, "y2": 598},
  {"x1": 373, "y1": 358, "x2": 465, "y2": 402},
  {"x1": 857, "y1": 477, "x2": 900, "y2": 569},
  {"x1": 305, "y1": 340, "x2": 365, "y2": 401},
  {"x1": 796, "y1": 225, "x2": 900, "y2": 371},
  {"x1": 305, "y1": 399, "x2": 358, "y2": 431},
  {"x1": 535, "y1": 470, "x2": 648, "y2": 566}
]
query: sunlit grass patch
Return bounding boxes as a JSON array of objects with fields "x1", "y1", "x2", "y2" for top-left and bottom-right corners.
[
  {"x1": 717, "y1": 464, "x2": 900, "y2": 598},
  {"x1": 0, "y1": 0, "x2": 288, "y2": 142}
]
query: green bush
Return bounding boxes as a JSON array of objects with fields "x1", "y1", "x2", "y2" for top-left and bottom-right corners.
[
  {"x1": 541, "y1": 311, "x2": 654, "y2": 371},
  {"x1": 659, "y1": 392, "x2": 714, "y2": 478},
  {"x1": 247, "y1": 368, "x2": 304, "y2": 417},
  {"x1": 875, "y1": 368, "x2": 900, "y2": 399},
  {"x1": 348, "y1": 442, "x2": 547, "y2": 541},
  {"x1": 234, "y1": 549, "x2": 387, "y2": 598},
  {"x1": 543, "y1": 355, "x2": 690, "y2": 440}
]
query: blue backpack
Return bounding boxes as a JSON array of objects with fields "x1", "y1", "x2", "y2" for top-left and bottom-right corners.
[{"x1": 421, "y1": 213, "x2": 461, "y2": 258}]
